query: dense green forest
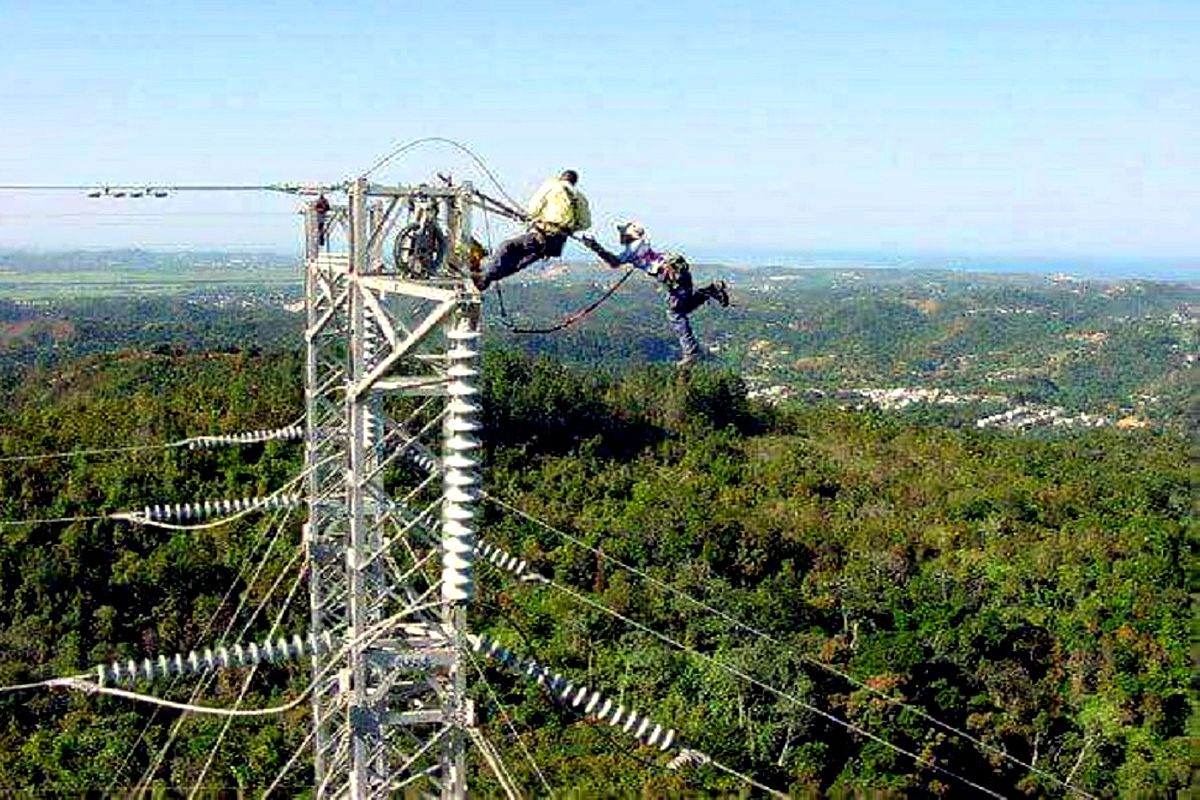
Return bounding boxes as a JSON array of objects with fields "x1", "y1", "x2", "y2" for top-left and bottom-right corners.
[
  {"x1": 0, "y1": 341, "x2": 1192, "y2": 795},
  {"x1": 0, "y1": 257, "x2": 1194, "y2": 794}
]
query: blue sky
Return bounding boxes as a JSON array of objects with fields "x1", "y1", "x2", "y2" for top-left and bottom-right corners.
[{"x1": 0, "y1": 0, "x2": 1197, "y2": 263}]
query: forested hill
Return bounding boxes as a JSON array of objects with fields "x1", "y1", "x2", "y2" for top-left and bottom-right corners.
[
  {"x1": 0, "y1": 256, "x2": 1194, "y2": 793},
  {"x1": 0, "y1": 256, "x2": 1196, "y2": 432},
  {"x1": 0, "y1": 342, "x2": 1192, "y2": 795}
]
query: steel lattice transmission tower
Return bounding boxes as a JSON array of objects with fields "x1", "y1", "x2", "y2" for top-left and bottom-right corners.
[{"x1": 301, "y1": 177, "x2": 490, "y2": 798}]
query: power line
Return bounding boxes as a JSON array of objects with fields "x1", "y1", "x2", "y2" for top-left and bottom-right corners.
[
  {"x1": 0, "y1": 514, "x2": 109, "y2": 528},
  {"x1": 359, "y1": 137, "x2": 524, "y2": 211},
  {"x1": 191, "y1": 549, "x2": 309, "y2": 797},
  {"x1": 471, "y1": 628, "x2": 789, "y2": 799},
  {"x1": 0, "y1": 423, "x2": 311, "y2": 790},
  {"x1": 0, "y1": 487, "x2": 302, "y2": 532},
  {"x1": 468, "y1": 524, "x2": 988, "y2": 796},
  {"x1": 53, "y1": 677, "x2": 312, "y2": 718},
  {"x1": 135, "y1": 504, "x2": 308, "y2": 794},
  {"x1": 0, "y1": 420, "x2": 304, "y2": 464},
  {"x1": 0, "y1": 674, "x2": 91, "y2": 694},
  {"x1": 4, "y1": 157, "x2": 545, "y2": 796},
  {"x1": 0, "y1": 444, "x2": 163, "y2": 463},
  {"x1": 544, "y1": 576, "x2": 1007, "y2": 800},
  {"x1": 465, "y1": 647, "x2": 553, "y2": 796},
  {"x1": 0, "y1": 212, "x2": 297, "y2": 221},
  {"x1": 0, "y1": 183, "x2": 336, "y2": 194},
  {"x1": 261, "y1": 726, "x2": 319, "y2": 799},
  {"x1": 487, "y1": 493, "x2": 1095, "y2": 799},
  {"x1": 37, "y1": 606, "x2": 423, "y2": 714},
  {"x1": 126, "y1": 504, "x2": 304, "y2": 795}
]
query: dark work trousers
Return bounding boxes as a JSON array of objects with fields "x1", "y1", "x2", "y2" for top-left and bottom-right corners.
[
  {"x1": 666, "y1": 279, "x2": 723, "y2": 358},
  {"x1": 481, "y1": 229, "x2": 568, "y2": 286}
]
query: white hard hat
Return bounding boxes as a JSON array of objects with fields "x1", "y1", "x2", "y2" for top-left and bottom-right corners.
[{"x1": 616, "y1": 221, "x2": 645, "y2": 241}]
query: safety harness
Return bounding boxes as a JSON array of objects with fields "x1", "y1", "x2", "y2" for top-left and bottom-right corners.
[{"x1": 472, "y1": 188, "x2": 633, "y2": 336}]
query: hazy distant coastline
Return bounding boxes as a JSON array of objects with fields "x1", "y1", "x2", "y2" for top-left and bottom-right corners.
[
  {"x1": 688, "y1": 247, "x2": 1200, "y2": 283},
  {"x1": 2, "y1": 246, "x2": 1197, "y2": 285}
]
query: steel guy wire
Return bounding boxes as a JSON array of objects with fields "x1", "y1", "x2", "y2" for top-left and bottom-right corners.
[{"x1": 486, "y1": 493, "x2": 1094, "y2": 798}]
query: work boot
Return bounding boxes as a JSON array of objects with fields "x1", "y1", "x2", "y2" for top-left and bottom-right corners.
[{"x1": 713, "y1": 281, "x2": 730, "y2": 307}]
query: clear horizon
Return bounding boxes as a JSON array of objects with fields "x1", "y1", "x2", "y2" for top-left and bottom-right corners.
[
  {"x1": 1, "y1": 1, "x2": 1196, "y2": 261},
  {"x1": 3, "y1": 243, "x2": 1197, "y2": 283}
]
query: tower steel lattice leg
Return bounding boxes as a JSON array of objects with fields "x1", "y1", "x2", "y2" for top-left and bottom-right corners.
[
  {"x1": 303, "y1": 180, "x2": 482, "y2": 799},
  {"x1": 305, "y1": 230, "x2": 352, "y2": 794}
]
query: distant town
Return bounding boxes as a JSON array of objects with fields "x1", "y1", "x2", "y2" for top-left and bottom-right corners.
[{"x1": 1, "y1": 249, "x2": 1195, "y2": 433}]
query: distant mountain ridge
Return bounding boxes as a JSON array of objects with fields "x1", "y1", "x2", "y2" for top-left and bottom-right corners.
[{"x1": 0, "y1": 251, "x2": 1194, "y2": 431}]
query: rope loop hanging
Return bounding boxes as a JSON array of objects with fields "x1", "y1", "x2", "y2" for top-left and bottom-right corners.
[{"x1": 494, "y1": 265, "x2": 635, "y2": 335}]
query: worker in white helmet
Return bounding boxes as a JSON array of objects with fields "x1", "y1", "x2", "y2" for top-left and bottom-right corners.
[{"x1": 581, "y1": 221, "x2": 729, "y2": 366}]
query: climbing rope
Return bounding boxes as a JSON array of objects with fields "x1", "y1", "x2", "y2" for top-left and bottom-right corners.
[{"x1": 494, "y1": 262, "x2": 636, "y2": 335}]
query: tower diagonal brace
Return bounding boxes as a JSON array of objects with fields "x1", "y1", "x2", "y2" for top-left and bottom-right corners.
[{"x1": 303, "y1": 178, "x2": 483, "y2": 799}]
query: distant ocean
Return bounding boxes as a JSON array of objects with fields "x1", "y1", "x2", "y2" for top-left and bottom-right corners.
[{"x1": 688, "y1": 249, "x2": 1200, "y2": 283}]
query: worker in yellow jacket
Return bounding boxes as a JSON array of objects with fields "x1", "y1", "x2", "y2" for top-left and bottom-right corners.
[{"x1": 472, "y1": 170, "x2": 591, "y2": 291}]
